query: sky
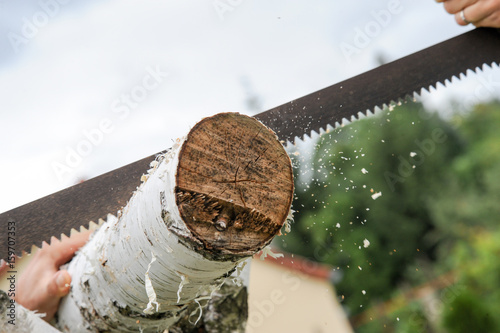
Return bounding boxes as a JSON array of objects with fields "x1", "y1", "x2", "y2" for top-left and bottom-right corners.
[{"x1": 0, "y1": 0, "x2": 499, "y2": 213}]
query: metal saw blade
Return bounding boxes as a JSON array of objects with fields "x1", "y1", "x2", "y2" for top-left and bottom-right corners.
[
  {"x1": 1, "y1": 28, "x2": 499, "y2": 258},
  {"x1": 254, "y1": 28, "x2": 500, "y2": 144}
]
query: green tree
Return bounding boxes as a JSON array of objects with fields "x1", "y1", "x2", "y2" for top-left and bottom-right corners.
[
  {"x1": 441, "y1": 229, "x2": 500, "y2": 332},
  {"x1": 281, "y1": 102, "x2": 464, "y2": 315},
  {"x1": 430, "y1": 102, "x2": 500, "y2": 239},
  {"x1": 442, "y1": 292, "x2": 498, "y2": 333}
]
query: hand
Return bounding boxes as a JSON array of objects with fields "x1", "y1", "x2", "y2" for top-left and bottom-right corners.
[
  {"x1": 11, "y1": 231, "x2": 92, "y2": 321},
  {"x1": 436, "y1": 0, "x2": 500, "y2": 28}
]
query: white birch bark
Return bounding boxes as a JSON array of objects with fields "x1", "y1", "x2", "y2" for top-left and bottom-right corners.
[
  {"x1": 57, "y1": 141, "x2": 241, "y2": 332},
  {"x1": 56, "y1": 113, "x2": 294, "y2": 332},
  {"x1": 0, "y1": 290, "x2": 62, "y2": 333}
]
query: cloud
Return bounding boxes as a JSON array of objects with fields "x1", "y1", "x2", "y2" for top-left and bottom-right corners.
[{"x1": 0, "y1": 0, "x2": 498, "y2": 212}]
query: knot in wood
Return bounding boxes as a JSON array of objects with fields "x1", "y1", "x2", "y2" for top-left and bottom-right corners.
[{"x1": 214, "y1": 219, "x2": 227, "y2": 232}]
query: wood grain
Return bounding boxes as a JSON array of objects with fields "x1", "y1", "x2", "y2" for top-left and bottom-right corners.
[{"x1": 176, "y1": 113, "x2": 293, "y2": 256}]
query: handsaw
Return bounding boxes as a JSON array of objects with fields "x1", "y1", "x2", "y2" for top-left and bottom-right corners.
[{"x1": 2, "y1": 28, "x2": 499, "y2": 258}]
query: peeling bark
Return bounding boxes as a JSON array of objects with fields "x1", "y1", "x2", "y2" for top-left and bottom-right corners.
[
  {"x1": 56, "y1": 113, "x2": 293, "y2": 332},
  {"x1": 0, "y1": 290, "x2": 61, "y2": 333},
  {"x1": 169, "y1": 281, "x2": 248, "y2": 333}
]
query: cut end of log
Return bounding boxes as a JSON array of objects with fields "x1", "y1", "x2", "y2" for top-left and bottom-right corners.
[{"x1": 175, "y1": 113, "x2": 293, "y2": 257}]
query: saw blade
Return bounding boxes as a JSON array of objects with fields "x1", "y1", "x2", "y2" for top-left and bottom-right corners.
[
  {"x1": 1, "y1": 28, "x2": 499, "y2": 258},
  {"x1": 1, "y1": 154, "x2": 155, "y2": 258},
  {"x1": 254, "y1": 28, "x2": 500, "y2": 144}
]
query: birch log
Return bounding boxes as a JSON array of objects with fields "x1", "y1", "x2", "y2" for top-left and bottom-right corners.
[{"x1": 56, "y1": 113, "x2": 294, "y2": 332}]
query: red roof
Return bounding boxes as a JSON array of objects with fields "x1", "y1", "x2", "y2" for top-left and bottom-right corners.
[{"x1": 255, "y1": 249, "x2": 341, "y2": 283}]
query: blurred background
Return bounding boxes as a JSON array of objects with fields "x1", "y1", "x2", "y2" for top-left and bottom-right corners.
[
  {"x1": 1, "y1": 0, "x2": 500, "y2": 332},
  {"x1": 281, "y1": 101, "x2": 500, "y2": 332}
]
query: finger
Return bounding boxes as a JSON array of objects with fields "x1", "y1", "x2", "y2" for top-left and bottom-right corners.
[
  {"x1": 471, "y1": 11, "x2": 500, "y2": 27},
  {"x1": 472, "y1": 0, "x2": 500, "y2": 27},
  {"x1": 443, "y1": 0, "x2": 479, "y2": 14},
  {"x1": 455, "y1": 8, "x2": 474, "y2": 25},
  {"x1": 36, "y1": 270, "x2": 72, "y2": 321},
  {"x1": 47, "y1": 270, "x2": 72, "y2": 297},
  {"x1": 50, "y1": 230, "x2": 93, "y2": 266},
  {"x1": 454, "y1": 1, "x2": 495, "y2": 25}
]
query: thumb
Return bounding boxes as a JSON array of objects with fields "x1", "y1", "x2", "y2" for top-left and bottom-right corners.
[{"x1": 47, "y1": 270, "x2": 72, "y2": 297}]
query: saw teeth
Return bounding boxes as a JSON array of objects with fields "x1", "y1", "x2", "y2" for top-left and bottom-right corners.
[
  {"x1": 6, "y1": 218, "x2": 108, "y2": 259},
  {"x1": 12, "y1": 31, "x2": 500, "y2": 256},
  {"x1": 89, "y1": 220, "x2": 100, "y2": 231},
  {"x1": 30, "y1": 244, "x2": 40, "y2": 256},
  {"x1": 24, "y1": 219, "x2": 107, "y2": 258},
  {"x1": 284, "y1": 57, "x2": 499, "y2": 150},
  {"x1": 427, "y1": 60, "x2": 500, "y2": 94},
  {"x1": 50, "y1": 235, "x2": 59, "y2": 246},
  {"x1": 436, "y1": 81, "x2": 446, "y2": 90}
]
